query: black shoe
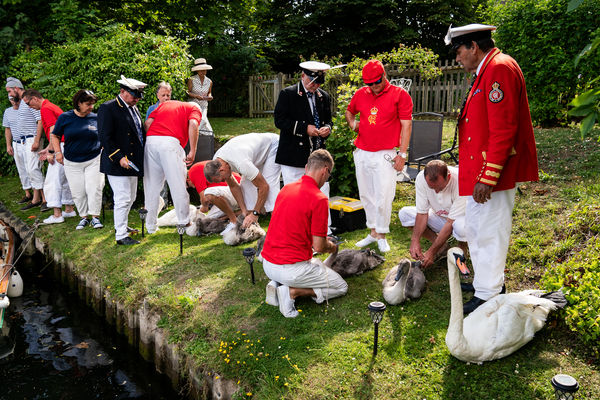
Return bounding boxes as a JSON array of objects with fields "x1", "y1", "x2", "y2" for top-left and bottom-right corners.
[
  {"x1": 117, "y1": 237, "x2": 140, "y2": 245},
  {"x1": 20, "y1": 201, "x2": 42, "y2": 210},
  {"x1": 461, "y1": 283, "x2": 505, "y2": 294},
  {"x1": 460, "y1": 282, "x2": 475, "y2": 292},
  {"x1": 463, "y1": 296, "x2": 486, "y2": 315},
  {"x1": 40, "y1": 202, "x2": 52, "y2": 212},
  {"x1": 126, "y1": 226, "x2": 139, "y2": 234},
  {"x1": 18, "y1": 195, "x2": 32, "y2": 204},
  {"x1": 328, "y1": 234, "x2": 342, "y2": 243}
]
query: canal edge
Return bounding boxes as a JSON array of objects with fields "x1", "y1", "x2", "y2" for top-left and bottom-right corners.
[{"x1": 0, "y1": 202, "x2": 240, "y2": 400}]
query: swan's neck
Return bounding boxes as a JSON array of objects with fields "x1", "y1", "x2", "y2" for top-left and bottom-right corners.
[
  {"x1": 447, "y1": 260, "x2": 465, "y2": 341},
  {"x1": 323, "y1": 249, "x2": 337, "y2": 268}
]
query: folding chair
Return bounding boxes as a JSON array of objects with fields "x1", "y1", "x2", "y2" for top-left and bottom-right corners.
[
  {"x1": 389, "y1": 78, "x2": 412, "y2": 92},
  {"x1": 397, "y1": 112, "x2": 445, "y2": 183},
  {"x1": 194, "y1": 135, "x2": 215, "y2": 162}
]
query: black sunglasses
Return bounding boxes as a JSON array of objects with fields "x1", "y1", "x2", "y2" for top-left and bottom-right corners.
[
  {"x1": 127, "y1": 89, "x2": 144, "y2": 99},
  {"x1": 366, "y1": 75, "x2": 384, "y2": 86}
]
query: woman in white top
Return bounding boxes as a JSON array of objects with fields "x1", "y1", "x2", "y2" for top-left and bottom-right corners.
[{"x1": 187, "y1": 58, "x2": 213, "y2": 135}]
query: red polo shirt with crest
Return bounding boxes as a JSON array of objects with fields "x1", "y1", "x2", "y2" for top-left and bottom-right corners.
[
  {"x1": 347, "y1": 81, "x2": 413, "y2": 151},
  {"x1": 457, "y1": 48, "x2": 538, "y2": 196}
]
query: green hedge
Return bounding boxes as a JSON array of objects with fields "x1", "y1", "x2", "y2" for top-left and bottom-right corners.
[
  {"x1": 483, "y1": 0, "x2": 600, "y2": 126},
  {"x1": 0, "y1": 25, "x2": 192, "y2": 178},
  {"x1": 540, "y1": 202, "x2": 600, "y2": 354}
]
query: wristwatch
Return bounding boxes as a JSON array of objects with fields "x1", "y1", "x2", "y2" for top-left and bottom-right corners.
[
  {"x1": 251, "y1": 210, "x2": 259, "y2": 216},
  {"x1": 397, "y1": 151, "x2": 407, "y2": 159}
]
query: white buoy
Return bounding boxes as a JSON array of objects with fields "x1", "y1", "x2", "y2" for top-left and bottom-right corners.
[
  {"x1": 7, "y1": 270, "x2": 23, "y2": 297},
  {"x1": 0, "y1": 296, "x2": 9, "y2": 309}
]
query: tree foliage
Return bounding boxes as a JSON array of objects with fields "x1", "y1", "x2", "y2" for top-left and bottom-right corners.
[
  {"x1": 256, "y1": 0, "x2": 482, "y2": 73},
  {"x1": 482, "y1": 0, "x2": 600, "y2": 126},
  {"x1": 6, "y1": 26, "x2": 192, "y2": 111},
  {"x1": 327, "y1": 45, "x2": 441, "y2": 197}
]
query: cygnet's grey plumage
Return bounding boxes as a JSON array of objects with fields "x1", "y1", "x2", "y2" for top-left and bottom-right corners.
[
  {"x1": 222, "y1": 214, "x2": 265, "y2": 246},
  {"x1": 382, "y1": 259, "x2": 426, "y2": 305},
  {"x1": 323, "y1": 248, "x2": 385, "y2": 277}
]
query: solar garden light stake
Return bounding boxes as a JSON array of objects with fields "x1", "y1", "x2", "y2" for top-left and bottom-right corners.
[
  {"x1": 368, "y1": 301, "x2": 386, "y2": 357},
  {"x1": 551, "y1": 374, "x2": 579, "y2": 400},
  {"x1": 242, "y1": 247, "x2": 256, "y2": 284},
  {"x1": 138, "y1": 208, "x2": 148, "y2": 238},
  {"x1": 176, "y1": 224, "x2": 186, "y2": 255}
]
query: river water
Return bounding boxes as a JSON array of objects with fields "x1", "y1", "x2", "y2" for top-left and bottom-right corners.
[{"x1": 0, "y1": 255, "x2": 185, "y2": 399}]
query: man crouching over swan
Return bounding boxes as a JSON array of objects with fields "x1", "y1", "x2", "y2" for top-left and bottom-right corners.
[{"x1": 261, "y1": 149, "x2": 347, "y2": 318}]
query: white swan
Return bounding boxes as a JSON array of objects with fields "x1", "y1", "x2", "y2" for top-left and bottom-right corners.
[
  {"x1": 382, "y1": 259, "x2": 426, "y2": 305},
  {"x1": 445, "y1": 247, "x2": 567, "y2": 364}
]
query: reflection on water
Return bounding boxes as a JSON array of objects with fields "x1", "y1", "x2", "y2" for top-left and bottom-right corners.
[{"x1": 0, "y1": 258, "x2": 184, "y2": 399}]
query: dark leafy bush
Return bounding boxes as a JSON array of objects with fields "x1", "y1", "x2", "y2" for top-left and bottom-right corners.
[
  {"x1": 482, "y1": 0, "x2": 600, "y2": 126},
  {"x1": 0, "y1": 26, "x2": 192, "y2": 178},
  {"x1": 5, "y1": 25, "x2": 192, "y2": 113},
  {"x1": 541, "y1": 202, "x2": 600, "y2": 354}
]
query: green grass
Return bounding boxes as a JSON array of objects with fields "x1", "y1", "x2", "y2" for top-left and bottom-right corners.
[
  {"x1": 211, "y1": 117, "x2": 277, "y2": 143},
  {"x1": 1, "y1": 121, "x2": 599, "y2": 399}
]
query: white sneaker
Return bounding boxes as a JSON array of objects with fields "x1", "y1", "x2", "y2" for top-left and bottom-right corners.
[
  {"x1": 356, "y1": 234, "x2": 377, "y2": 248},
  {"x1": 277, "y1": 285, "x2": 298, "y2": 318},
  {"x1": 43, "y1": 215, "x2": 65, "y2": 224},
  {"x1": 220, "y1": 222, "x2": 236, "y2": 236},
  {"x1": 91, "y1": 217, "x2": 104, "y2": 229},
  {"x1": 377, "y1": 238, "x2": 390, "y2": 253},
  {"x1": 76, "y1": 218, "x2": 90, "y2": 230},
  {"x1": 62, "y1": 210, "x2": 77, "y2": 218},
  {"x1": 266, "y1": 281, "x2": 280, "y2": 306}
]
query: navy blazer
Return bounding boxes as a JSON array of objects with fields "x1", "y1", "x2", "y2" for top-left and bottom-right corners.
[
  {"x1": 98, "y1": 96, "x2": 145, "y2": 176},
  {"x1": 274, "y1": 82, "x2": 332, "y2": 168}
]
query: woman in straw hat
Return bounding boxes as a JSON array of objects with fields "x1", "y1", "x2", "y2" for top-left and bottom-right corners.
[{"x1": 187, "y1": 58, "x2": 213, "y2": 135}]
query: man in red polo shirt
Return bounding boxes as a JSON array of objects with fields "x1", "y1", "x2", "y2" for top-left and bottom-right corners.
[
  {"x1": 22, "y1": 89, "x2": 75, "y2": 224},
  {"x1": 143, "y1": 100, "x2": 201, "y2": 233},
  {"x1": 187, "y1": 160, "x2": 242, "y2": 233},
  {"x1": 345, "y1": 60, "x2": 413, "y2": 253},
  {"x1": 261, "y1": 149, "x2": 347, "y2": 318}
]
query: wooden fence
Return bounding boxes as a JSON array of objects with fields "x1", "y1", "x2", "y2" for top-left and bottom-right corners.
[{"x1": 248, "y1": 60, "x2": 471, "y2": 117}]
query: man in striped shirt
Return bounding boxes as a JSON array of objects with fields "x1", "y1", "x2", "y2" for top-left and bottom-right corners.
[{"x1": 5, "y1": 77, "x2": 45, "y2": 210}]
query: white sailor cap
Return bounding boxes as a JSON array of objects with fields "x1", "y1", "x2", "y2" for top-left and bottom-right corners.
[
  {"x1": 300, "y1": 61, "x2": 331, "y2": 84},
  {"x1": 444, "y1": 24, "x2": 496, "y2": 50},
  {"x1": 117, "y1": 75, "x2": 147, "y2": 90},
  {"x1": 117, "y1": 75, "x2": 147, "y2": 98}
]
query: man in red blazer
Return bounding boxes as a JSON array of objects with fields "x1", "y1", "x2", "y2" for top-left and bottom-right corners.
[{"x1": 446, "y1": 24, "x2": 539, "y2": 314}]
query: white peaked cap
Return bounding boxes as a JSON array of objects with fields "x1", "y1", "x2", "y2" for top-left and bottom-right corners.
[
  {"x1": 117, "y1": 75, "x2": 147, "y2": 90},
  {"x1": 444, "y1": 24, "x2": 497, "y2": 45}
]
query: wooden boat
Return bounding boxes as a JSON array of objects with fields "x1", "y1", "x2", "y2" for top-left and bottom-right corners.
[{"x1": 0, "y1": 219, "x2": 18, "y2": 327}]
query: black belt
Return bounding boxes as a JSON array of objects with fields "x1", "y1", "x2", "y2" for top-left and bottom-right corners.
[{"x1": 13, "y1": 135, "x2": 35, "y2": 144}]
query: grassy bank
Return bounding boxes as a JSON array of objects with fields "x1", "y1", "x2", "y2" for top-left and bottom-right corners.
[{"x1": 1, "y1": 119, "x2": 599, "y2": 399}]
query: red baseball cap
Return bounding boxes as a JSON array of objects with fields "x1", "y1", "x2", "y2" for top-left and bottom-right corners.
[{"x1": 362, "y1": 60, "x2": 385, "y2": 84}]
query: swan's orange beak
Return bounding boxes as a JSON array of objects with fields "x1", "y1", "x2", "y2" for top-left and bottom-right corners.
[{"x1": 454, "y1": 253, "x2": 470, "y2": 277}]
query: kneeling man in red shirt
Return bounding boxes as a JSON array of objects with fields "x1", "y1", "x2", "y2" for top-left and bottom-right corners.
[{"x1": 261, "y1": 149, "x2": 348, "y2": 318}]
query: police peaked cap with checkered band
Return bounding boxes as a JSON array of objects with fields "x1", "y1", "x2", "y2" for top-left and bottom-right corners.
[
  {"x1": 300, "y1": 61, "x2": 331, "y2": 84},
  {"x1": 444, "y1": 24, "x2": 496, "y2": 51}
]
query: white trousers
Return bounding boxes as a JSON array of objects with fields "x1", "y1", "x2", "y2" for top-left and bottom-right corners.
[
  {"x1": 13, "y1": 138, "x2": 44, "y2": 190},
  {"x1": 63, "y1": 154, "x2": 105, "y2": 217},
  {"x1": 353, "y1": 148, "x2": 397, "y2": 234},
  {"x1": 204, "y1": 185, "x2": 238, "y2": 218},
  {"x1": 466, "y1": 188, "x2": 516, "y2": 300},
  {"x1": 44, "y1": 143, "x2": 74, "y2": 209},
  {"x1": 281, "y1": 165, "x2": 332, "y2": 233},
  {"x1": 107, "y1": 175, "x2": 138, "y2": 240},
  {"x1": 198, "y1": 106, "x2": 213, "y2": 135},
  {"x1": 239, "y1": 135, "x2": 281, "y2": 213},
  {"x1": 144, "y1": 136, "x2": 190, "y2": 232},
  {"x1": 398, "y1": 206, "x2": 466, "y2": 241},
  {"x1": 262, "y1": 258, "x2": 348, "y2": 304}
]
